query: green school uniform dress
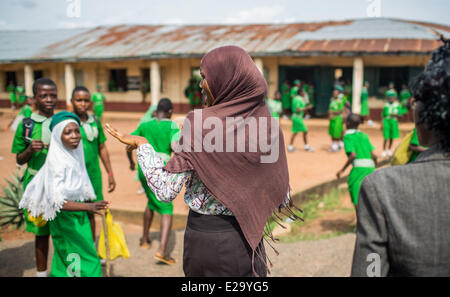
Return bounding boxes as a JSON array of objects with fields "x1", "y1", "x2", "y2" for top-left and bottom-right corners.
[
  {"x1": 328, "y1": 98, "x2": 344, "y2": 139},
  {"x1": 185, "y1": 85, "x2": 201, "y2": 107},
  {"x1": 291, "y1": 95, "x2": 307, "y2": 133},
  {"x1": 49, "y1": 210, "x2": 102, "y2": 277},
  {"x1": 8, "y1": 84, "x2": 17, "y2": 104},
  {"x1": 382, "y1": 101, "x2": 401, "y2": 140},
  {"x1": 11, "y1": 113, "x2": 52, "y2": 236},
  {"x1": 131, "y1": 118, "x2": 180, "y2": 215},
  {"x1": 280, "y1": 83, "x2": 291, "y2": 110},
  {"x1": 91, "y1": 92, "x2": 105, "y2": 119},
  {"x1": 16, "y1": 86, "x2": 26, "y2": 104},
  {"x1": 80, "y1": 115, "x2": 107, "y2": 202},
  {"x1": 288, "y1": 86, "x2": 299, "y2": 110},
  {"x1": 266, "y1": 98, "x2": 282, "y2": 119},
  {"x1": 343, "y1": 129, "x2": 376, "y2": 205},
  {"x1": 360, "y1": 86, "x2": 370, "y2": 116},
  {"x1": 400, "y1": 89, "x2": 411, "y2": 115}
]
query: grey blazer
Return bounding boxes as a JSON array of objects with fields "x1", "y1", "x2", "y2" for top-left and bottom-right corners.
[{"x1": 351, "y1": 146, "x2": 450, "y2": 277}]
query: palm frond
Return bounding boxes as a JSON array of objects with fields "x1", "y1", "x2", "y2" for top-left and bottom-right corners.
[{"x1": 0, "y1": 169, "x2": 26, "y2": 230}]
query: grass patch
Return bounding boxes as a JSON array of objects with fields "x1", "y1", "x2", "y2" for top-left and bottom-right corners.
[{"x1": 266, "y1": 187, "x2": 355, "y2": 242}]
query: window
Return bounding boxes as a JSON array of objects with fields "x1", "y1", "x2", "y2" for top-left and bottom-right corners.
[
  {"x1": 109, "y1": 69, "x2": 127, "y2": 92},
  {"x1": 141, "y1": 68, "x2": 150, "y2": 93},
  {"x1": 74, "y1": 70, "x2": 83, "y2": 86},
  {"x1": 5, "y1": 71, "x2": 17, "y2": 91},
  {"x1": 34, "y1": 70, "x2": 43, "y2": 80}
]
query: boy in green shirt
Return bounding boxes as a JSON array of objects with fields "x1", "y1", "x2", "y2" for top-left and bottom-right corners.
[
  {"x1": 91, "y1": 85, "x2": 106, "y2": 120},
  {"x1": 71, "y1": 86, "x2": 116, "y2": 241},
  {"x1": 184, "y1": 78, "x2": 202, "y2": 110},
  {"x1": 360, "y1": 81, "x2": 375, "y2": 127},
  {"x1": 337, "y1": 114, "x2": 377, "y2": 207},
  {"x1": 127, "y1": 98, "x2": 180, "y2": 265},
  {"x1": 7, "y1": 82, "x2": 17, "y2": 110},
  {"x1": 400, "y1": 83, "x2": 412, "y2": 116},
  {"x1": 266, "y1": 90, "x2": 282, "y2": 119},
  {"x1": 382, "y1": 90, "x2": 401, "y2": 157},
  {"x1": 280, "y1": 80, "x2": 291, "y2": 118},
  {"x1": 288, "y1": 89, "x2": 314, "y2": 152},
  {"x1": 288, "y1": 80, "x2": 301, "y2": 118},
  {"x1": 329, "y1": 89, "x2": 345, "y2": 152},
  {"x1": 11, "y1": 78, "x2": 58, "y2": 276}
]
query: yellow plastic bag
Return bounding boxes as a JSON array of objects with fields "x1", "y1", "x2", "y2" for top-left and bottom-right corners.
[
  {"x1": 391, "y1": 130, "x2": 414, "y2": 166},
  {"x1": 28, "y1": 213, "x2": 47, "y2": 227},
  {"x1": 98, "y1": 210, "x2": 130, "y2": 260}
]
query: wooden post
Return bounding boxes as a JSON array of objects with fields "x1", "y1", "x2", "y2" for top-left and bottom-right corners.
[
  {"x1": 352, "y1": 57, "x2": 364, "y2": 114},
  {"x1": 150, "y1": 60, "x2": 160, "y2": 107},
  {"x1": 65, "y1": 64, "x2": 75, "y2": 111},
  {"x1": 24, "y1": 64, "x2": 33, "y2": 97}
]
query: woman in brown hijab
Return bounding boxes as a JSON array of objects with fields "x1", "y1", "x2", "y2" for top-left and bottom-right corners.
[{"x1": 106, "y1": 46, "x2": 301, "y2": 277}]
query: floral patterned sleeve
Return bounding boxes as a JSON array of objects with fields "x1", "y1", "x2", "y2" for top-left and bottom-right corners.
[{"x1": 136, "y1": 143, "x2": 190, "y2": 203}]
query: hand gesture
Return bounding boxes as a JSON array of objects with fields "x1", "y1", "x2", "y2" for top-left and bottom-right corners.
[
  {"x1": 29, "y1": 139, "x2": 45, "y2": 152},
  {"x1": 105, "y1": 123, "x2": 148, "y2": 151},
  {"x1": 108, "y1": 175, "x2": 116, "y2": 193},
  {"x1": 89, "y1": 201, "x2": 110, "y2": 215}
]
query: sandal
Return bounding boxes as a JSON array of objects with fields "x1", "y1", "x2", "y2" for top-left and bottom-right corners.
[
  {"x1": 154, "y1": 252, "x2": 176, "y2": 265},
  {"x1": 139, "y1": 237, "x2": 151, "y2": 249}
]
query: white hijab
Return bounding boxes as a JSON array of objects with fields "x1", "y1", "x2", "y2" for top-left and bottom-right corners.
[{"x1": 19, "y1": 119, "x2": 96, "y2": 221}]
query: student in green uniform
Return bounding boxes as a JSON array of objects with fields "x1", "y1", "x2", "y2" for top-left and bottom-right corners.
[
  {"x1": 16, "y1": 85, "x2": 26, "y2": 105},
  {"x1": 266, "y1": 90, "x2": 282, "y2": 119},
  {"x1": 288, "y1": 80, "x2": 301, "y2": 118},
  {"x1": 11, "y1": 78, "x2": 57, "y2": 276},
  {"x1": 91, "y1": 85, "x2": 106, "y2": 120},
  {"x1": 71, "y1": 86, "x2": 116, "y2": 240},
  {"x1": 385, "y1": 82, "x2": 398, "y2": 100},
  {"x1": 19, "y1": 111, "x2": 109, "y2": 277},
  {"x1": 7, "y1": 82, "x2": 17, "y2": 110},
  {"x1": 184, "y1": 78, "x2": 202, "y2": 110},
  {"x1": 400, "y1": 83, "x2": 412, "y2": 117},
  {"x1": 280, "y1": 80, "x2": 291, "y2": 118},
  {"x1": 329, "y1": 89, "x2": 345, "y2": 152},
  {"x1": 126, "y1": 98, "x2": 180, "y2": 265},
  {"x1": 304, "y1": 81, "x2": 315, "y2": 119},
  {"x1": 288, "y1": 88, "x2": 314, "y2": 152},
  {"x1": 337, "y1": 114, "x2": 377, "y2": 207},
  {"x1": 408, "y1": 127, "x2": 428, "y2": 163},
  {"x1": 360, "y1": 81, "x2": 374, "y2": 126},
  {"x1": 382, "y1": 90, "x2": 401, "y2": 157}
]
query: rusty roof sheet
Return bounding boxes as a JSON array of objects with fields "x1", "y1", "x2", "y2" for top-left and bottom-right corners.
[{"x1": 0, "y1": 18, "x2": 449, "y2": 62}]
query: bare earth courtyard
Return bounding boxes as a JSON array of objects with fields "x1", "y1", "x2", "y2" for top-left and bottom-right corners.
[{"x1": 0, "y1": 108, "x2": 414, "y2": 277}]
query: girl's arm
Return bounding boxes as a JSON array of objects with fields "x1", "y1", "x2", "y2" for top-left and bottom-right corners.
[
  {"x1": 337, "y1": 152, "x2": 356, "y2": 179},
  {"x1": 99, "y1": 143, "x2": 116, "y2": 192},
  {"x1": 62, "y1": 201, "x2": 109, "y2": 214}
]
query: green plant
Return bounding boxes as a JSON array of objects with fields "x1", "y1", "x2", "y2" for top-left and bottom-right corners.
[{"x1": 0, "y1": 170, "x2": 25, "y2": 230}]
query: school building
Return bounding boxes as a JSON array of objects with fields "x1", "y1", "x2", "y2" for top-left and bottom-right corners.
[{"x1": 0, "y1": 18, "x2": 448, "y2": 116}]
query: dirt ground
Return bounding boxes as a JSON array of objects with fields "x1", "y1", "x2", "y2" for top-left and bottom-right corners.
[{"x1": 0, "y1": 108, "x2": 414, "y2": 276}]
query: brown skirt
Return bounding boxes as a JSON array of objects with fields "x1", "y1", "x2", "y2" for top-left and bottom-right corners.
[{"x1": 183, "y1": 210, "x2": 267, "y2": 277}]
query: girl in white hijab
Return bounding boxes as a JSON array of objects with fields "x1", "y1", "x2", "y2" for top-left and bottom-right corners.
[{"x1": 19, "y1": 111, "x2": 109, "y2": 277}]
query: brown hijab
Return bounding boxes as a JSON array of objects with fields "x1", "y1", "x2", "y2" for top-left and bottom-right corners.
[{"x1": 164, "y1": 46, "x2": 297, "y2": 273}]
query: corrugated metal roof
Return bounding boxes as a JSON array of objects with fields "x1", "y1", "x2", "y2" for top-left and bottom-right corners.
[{"x1": 0, "y1": 18, "x2": 448, "y2": 63}]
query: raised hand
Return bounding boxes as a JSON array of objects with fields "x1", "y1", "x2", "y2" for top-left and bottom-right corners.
[{"x1": 105, "y1": 123, "x2": 148, "y2": 151}]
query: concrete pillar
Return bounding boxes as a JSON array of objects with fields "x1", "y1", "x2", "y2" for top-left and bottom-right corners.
[
  {"x1": 254, "y1": 58, "x2": 264, "y2": 75},
  {"x1": 150, "y1": 60, "x2": 160, "y2": 107},
  {"x1": 352, "y1": 57, "x2": 364, "y2": 114},
  {"x1": 65, "y1": 64, "x2": 75, "y2": 109},
  {"x1": 24, "y1": 64, "x2": 33, "y2": 97}
]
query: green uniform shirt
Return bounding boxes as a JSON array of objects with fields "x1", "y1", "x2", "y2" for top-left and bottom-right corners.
[
  {"x1": 290, "y1": 86, "x2": 299, "y2": 100},
  {"x1": 400, "y1": 89, "x2": 411, "y2": 102},
  {"x1": 80, "y1": 115, "x2": 107, "y2": 201},
  {"x1": 382, "y1": 101, "x2": 401, "y2": 119},
  {"x1": 292, "y1": 95, "x2": 306, "y2": 117},
  {"x1": 344, "y1": 130, "x2": 375, "y2": 205},
  {"x1": 344, "y1": 130, "x2": 375, "y2": 161},
  {"x1": 266, "y1": 98, "x2": 282, "y2": 118},
  {"x1": 280, "y1": 83, "x2": 291, "y2": 109},
  {"x1": 92, "y1": 92, "x2": 106, "y2": 107},
  {"x1": 385, "y1": 89, "x2": 398, "y2": 99},
  {"x1": 132, "y1": 118, "x2": 180, "y2": 162},
  {"x1": 11, "y1": 113, "x2": 52, "y2": 188}
]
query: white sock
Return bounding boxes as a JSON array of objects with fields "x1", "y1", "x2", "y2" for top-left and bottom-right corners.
[
  {"x1": 36, "y1": 270, "x2": 48, "y2": 277},
  {"x1": 305, "y1": 144, "x2": 310, "y2": 149}
]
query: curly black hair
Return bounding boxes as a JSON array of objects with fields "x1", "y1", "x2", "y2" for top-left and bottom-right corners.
[{"x1": 410, "y1": 36, "x2": 450, "y2": 152}]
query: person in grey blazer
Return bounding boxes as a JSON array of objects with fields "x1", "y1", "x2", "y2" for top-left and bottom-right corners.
[{"x1": 351, "y1": 37, "x2": 450, "y2": 277}]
